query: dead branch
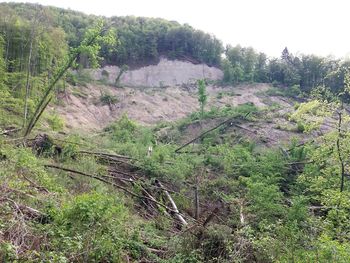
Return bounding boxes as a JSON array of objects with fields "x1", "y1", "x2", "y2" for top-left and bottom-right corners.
[
  {"x1": 22, "y1": 174, "x2": 50, "y2": 194},
  {"x1": 78, "y1": 150, "x2": 135, "y2": 160},
  {"x1": 231, "y1": 123, "x2": 257, "y2": 136},
  {"x1": 1, "y1": 185, "x2": 35, "y2": 199},
  {"x1": 108, "y1": 168, "x2": 141, "y2": 179},
  {"x1": 285, "y1": 160, "x2": 314, "y2": 165},
  {"x1": 2, "y1": 198, "x2": 46, "y2": 220},
  {"x1": 239, "y1": 201, "x2": 245, "y2": 225},
  {"x1": 178, "y1": 207, "x2": 219, "y2": 236}
]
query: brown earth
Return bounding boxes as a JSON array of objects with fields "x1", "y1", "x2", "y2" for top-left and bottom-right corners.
[
  {"x1": 54, "y1": 83, "x2": 275, "y2": 131},
  {"x1": 53, "y1": 82, "x2": 315, "y2": 146}
]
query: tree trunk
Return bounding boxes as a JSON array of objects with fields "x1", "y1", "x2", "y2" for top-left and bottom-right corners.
[
  {"x1": 23, "y1": 38, "x2": 33, "y2": 128},
  {"x1": 194, "y1": 173, "x2": 200, "y2": 220},
  {"x1": 155, "y1": 180, "x2": 188, "y2": 226},
  {"x1": 5, "y1": 32, "x2": 10, "y2": 67},
  {"x1": 336, "y1": 111, "x2": 345, "y2": 192}
]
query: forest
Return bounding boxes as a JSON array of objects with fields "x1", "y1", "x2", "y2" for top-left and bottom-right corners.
[{"x1": 1, "y1": 2, "x2": 350, "y2": 263}]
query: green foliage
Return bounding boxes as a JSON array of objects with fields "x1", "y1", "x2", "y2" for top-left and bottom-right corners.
[
  {"x1": 44, "y1": 192, "x2": 143, "y2": 262},
  {"x1": 264, "y1": 84, "x2": 302, "y2": 98},
  {"x1": 290, "y1": 100, "x2": 332, "y2": 132},
  {"x1": 0, "y1": 2, "x2": 223, "y2": 68},
  {"x1": 100, "y1": 92, "x2": 118, "y2": 105},
  {"x1": 0, "y1": 242, "x2": 17, "y2": 262},
  {"x1": 296, "y1": 121, "x2": 305, "y2": 133},
  {"x1": 197, "y1": 79, "x2": 207, "y2": 118},
  {"x1": 287, "y1": 84, "x2": 302, "y2": 97},
  {"x1": 47, "y1": 113, "x2": 65, "y2": 131},
  {"x1": 107, "y1": 114, "x2": 138, "y2": 143}
]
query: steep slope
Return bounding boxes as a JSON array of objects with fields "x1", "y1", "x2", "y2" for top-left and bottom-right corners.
[
  {"x1": 53, "y1": 81, "x2": 313, "y2": 148},
  {"x1": 54, "y1": 83, "x2": 272, "y2": 130},
  {"x1": 90, "y1": 57, "x2": 223, "y2": 87}
]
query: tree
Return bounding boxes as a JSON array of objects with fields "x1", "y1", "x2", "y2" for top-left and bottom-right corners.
[
  {"x1": 24, "y1": 20, "x2": 116, "y2": 137},
  {"x1": 23, "y1": 6, "x2": 50, "y2": 128},
  {"x1": 115, "y1": 64, "x2": 129, "y2": 85},
  {"x1": 242, "y1": 47, "x2": 257, "y2": 82},
  {"x1": 0, "y1": 36, "x2": 5, "y2": 85},
  {"x1": 255, "y1": 52, "x2": 268, "y2": 82},
  {"x1": 281, "y1": 47, "x2": 291, "y2": 62},
  {"x1": 197, "y1": 79, "x2": 207, "y2": 118}
]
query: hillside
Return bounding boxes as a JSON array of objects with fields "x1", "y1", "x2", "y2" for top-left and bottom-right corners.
[
  {"x1": 1, "y1": 3, "x2": 350, "y2": 263},
  {"x1": 0, "y1": 2, "x2": 223, "y2": 67}
]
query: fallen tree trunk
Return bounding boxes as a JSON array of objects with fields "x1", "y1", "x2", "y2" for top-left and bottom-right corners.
[
  {"x1": 175, "y1": 113, "x2": 253, "y2": 153},
  {"x1": 78, "y1": 150, "x2": 134, "y2": 160},
  {"x1": 175, "y1": 118, "x2": 236, "y2": 153},
  {"x1": 0, "y1": 127, "x2": 21, "y2": 136},
  {"x1": 155, "y1": 179, "x2": 188, "y2": 226},
  {"x1": 2, "y1": 198, "x2": 47, "y2": 221},
  {"x1": 45, "y1": 164, "x2": 184, "y2": 217}
]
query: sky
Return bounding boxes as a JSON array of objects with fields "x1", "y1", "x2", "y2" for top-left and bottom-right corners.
[{"x1": 3, "y1": 0, "x2": 350, "y2": 58}]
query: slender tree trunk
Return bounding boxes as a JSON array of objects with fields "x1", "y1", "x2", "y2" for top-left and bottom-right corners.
[
  {"x1": 194, "y1": 173, "x2": 199, "y2": 220},
  {"x1": 240, "y1": 200, "x2": 245, "y2": 225},
  {"x1": 336, "y1": 110, "x2": 345, "y2": 192},
  {"x1": 19, "y1": 35, "x2": 25, "y2": 72},
  {"x1": 5, "y1": 32, "x2": 10, "y2": 68},
  {"x1": 23, "y1": 38, "x2": 33, "y2": 128}
]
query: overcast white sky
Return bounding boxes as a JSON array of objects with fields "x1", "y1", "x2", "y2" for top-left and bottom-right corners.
[{"x1": 3, "y1": 0, "x2": 350, "y2": 58}]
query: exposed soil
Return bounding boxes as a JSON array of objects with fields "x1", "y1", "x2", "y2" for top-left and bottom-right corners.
[
  {"x1": 54, "y1": 83, "x2": 276, "y2": 131},
  {"x1": 53, "y1": 82, "x2": 314, "y2": 146},
  {"x1": 53, "y1": 79, "x2": 341, "y2": 151}
]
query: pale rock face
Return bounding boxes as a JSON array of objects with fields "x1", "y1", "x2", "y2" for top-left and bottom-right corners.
[{"x1": 89, "y1": 58, "x2": 223, "y2": 87}]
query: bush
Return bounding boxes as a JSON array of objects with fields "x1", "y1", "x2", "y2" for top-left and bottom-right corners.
[
  {"x1": 47, "y1": 113, "x2": 65, "y2": 131},
  {"x1": 285, "y1": 84, "x2": 302, "y2": 97},
  {"x1": 296, "y1": 122, "x2": 305, "y2": 133},
  {"x1": 106, "y1": 114, "x2": 137, "y2": 143},
  {"x1": 100, "y1": 93, "x2": 118, "y2": 105},
  {"x1": 46, "y1": 192, "x2": 142, "y2": 262},
  {"x1": 265, "y1": 85, "x2": 302, "y2": 98}
]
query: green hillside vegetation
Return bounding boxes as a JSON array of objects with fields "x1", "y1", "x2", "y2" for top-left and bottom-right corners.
[
  {"x1": 0, "y1": 2, "x2": 223, "y2": 68},
  {"x1": 222, "y1": 46, "x2": 350, "y2": 100},
  {"x1": 1, "y1": 3, "x2": 350, "y2": 263}
]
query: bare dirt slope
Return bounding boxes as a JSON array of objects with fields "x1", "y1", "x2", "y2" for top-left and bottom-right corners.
[
  {"x1": 55, "y1": 83, "x2": 280, "y2": 131},
  {"x1": 54, "y1": 82, "x2": 322, "y2": 147},
  {"x1": 89, "y1": 57, "x2": 223, "y2": 87}
]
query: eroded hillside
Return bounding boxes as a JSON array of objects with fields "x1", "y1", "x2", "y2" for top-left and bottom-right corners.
[
  {"x1": 55, "y1": 83, "x2": 270, "y2": 129},
  {"x1": 54, "y1": 82, "x2": 314, "y2": 147}
]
